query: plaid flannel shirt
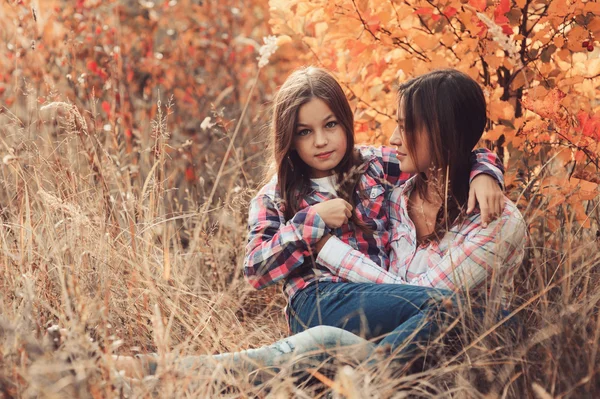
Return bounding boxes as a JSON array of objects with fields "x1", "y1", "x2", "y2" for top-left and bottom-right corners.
[
  {"x1": 317, "y1": 175, "x2": 526, "y2": 307},
  {"x1": 244, "y1": 146, "x2": 505, "y2": 303}
]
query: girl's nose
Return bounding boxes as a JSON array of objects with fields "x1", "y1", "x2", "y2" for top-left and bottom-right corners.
[
  {"x1": 389, "y1": 126, "x2": 402, "y2": 146},
  {"x1": 314, "y1": 130, "x2": 328, "y2": 147}
]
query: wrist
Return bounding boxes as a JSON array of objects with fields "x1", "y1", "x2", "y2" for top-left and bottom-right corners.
[{"x1": 314, "y1": 234, "x2": 332, "y2": 254}]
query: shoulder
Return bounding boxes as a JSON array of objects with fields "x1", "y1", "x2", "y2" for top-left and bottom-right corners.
[
  {"x1": 253, "y1": 175, "x2": 278, "y2": 199},
  {"x1": 356, "y1": 145, "x2": 397, "y2": 162},
  {"x1": 249, "y1": 175, "x2": 283, "y2": 212},
  {"x1": 356, "y1": 145, "x2": 398, "y2": 178}
]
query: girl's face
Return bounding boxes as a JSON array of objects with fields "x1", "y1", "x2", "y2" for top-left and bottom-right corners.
[
  {"x1": 389, "y1": 104, "x2": 432, "y2": 174},
  {"x1": 292, "y1": 97, "x2": 347, "y2": 178}
]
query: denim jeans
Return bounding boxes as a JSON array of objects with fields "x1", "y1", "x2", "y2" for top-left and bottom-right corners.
[
  {"x1": 288, "y1": 282, "x2": 454, "y2": 360},
  {"x1": 140, "y1": 325, "x2": 375, "y2": 385}
]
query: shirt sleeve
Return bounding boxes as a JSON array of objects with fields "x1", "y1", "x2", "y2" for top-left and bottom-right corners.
[
  {"x1": 316, "y1": 200, "x2": 526, "y2": 292},
  {"x1": 405, "y1": 202, "x2": 526, "y2": 291},
  {"x1": 363, "y1": 146, "x2": 413, "y2": 187},
  {"x1": 316, "y1": 236, "x2": 406, "y2": 284},
  {"x1": 244, "y1": 194, "x2": 329, "y2": 290},
  {"x1": 366, "y1": 146, "x2": 504, "y2": 189},
  {"x1": 469, "y1": 148, "x2": 505, "y2": 189}
]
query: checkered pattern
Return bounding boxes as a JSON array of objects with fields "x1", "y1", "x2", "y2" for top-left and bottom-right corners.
[
  {"x1": 244, "y1": 146, "x2": 505, "y2": 302},
  {"x1": 317, "y1": 175, "x2": 526, "y2": 307}
]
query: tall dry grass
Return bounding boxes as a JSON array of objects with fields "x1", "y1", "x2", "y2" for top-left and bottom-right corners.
[
  {"x1": 0, "y1": 2, "x2": 599, "y2": 398},
  {"x1": 0, "y1": 86, "x2": 599, "y2": 398}
]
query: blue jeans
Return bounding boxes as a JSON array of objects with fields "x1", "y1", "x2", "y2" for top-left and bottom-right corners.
[
  {"x1": 289, "y1": 282, "x2": 454, "y2": 360},
  {"x1": 137, "y1": 325, "x2": 375, "y2": 384}
]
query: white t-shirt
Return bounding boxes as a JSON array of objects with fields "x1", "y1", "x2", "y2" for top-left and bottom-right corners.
[{"x1": 311, "y1": 175, "x2": 337, "y2": 196}]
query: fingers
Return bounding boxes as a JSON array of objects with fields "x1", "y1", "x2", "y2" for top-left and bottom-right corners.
[
  {"x1": 479, "y1": 200, "x2": 490, "y2": 228},
  {"x1": 467, "y1": 187, "x2": 476, "y2": 214},
  {"x1": 342, "y1": 199, "x2": 353, "y2": 212},
  {"x1": 496, "y1": 194, "x2": 504, "y2": 217}
]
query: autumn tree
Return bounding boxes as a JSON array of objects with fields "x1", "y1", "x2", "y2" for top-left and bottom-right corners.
[{"x1": 269, "y1": 0, "x2": 600, "y2": 237}]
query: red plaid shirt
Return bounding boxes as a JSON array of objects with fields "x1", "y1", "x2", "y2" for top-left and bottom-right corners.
[
  {"x1": 317, "y1": 175, "x2": 526, "y2": 307},
  {"x1": 244, "y1": 146, "x2": 504, "y2": 303}
]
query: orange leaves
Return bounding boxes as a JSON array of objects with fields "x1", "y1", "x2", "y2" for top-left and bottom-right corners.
[
  {"x1": 566, "y1": 25, "x2": 589, "y2": 52},
  {"x1": 469, "y1": 0, "x2": 487, "y2": 12},
  {"x1": 412, "y1": 34, "x2": 439, "y2": 51},
  {"x1": 521, "y1": 88, "x2": 566, "y2": 121}
]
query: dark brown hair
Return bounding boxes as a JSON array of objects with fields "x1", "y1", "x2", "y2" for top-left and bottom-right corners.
[
  {"x1": 398, "y1": 69, "x2": 487, "y2": 241},
  {"x1": 270, "y1": 66, "x2": 366, "y2": 225}
]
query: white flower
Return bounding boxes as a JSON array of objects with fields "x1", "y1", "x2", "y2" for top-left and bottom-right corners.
[
  {"x1": 200, "y1": 116, "x2": 214, "y2": 130},
  {"x1": 257, "y1": 35, "x2": 279, "y2": 68}
]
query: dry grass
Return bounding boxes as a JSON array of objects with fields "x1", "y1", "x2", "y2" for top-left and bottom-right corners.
[
  {"x1": 0, "y1": 90, "x2": 599, "y2": 398},
  {"x1": 0, "y1": 2, "x2": 598, "y2": 395}
]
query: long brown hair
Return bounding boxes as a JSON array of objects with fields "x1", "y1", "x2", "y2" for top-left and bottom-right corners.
[
  {"x1": 270, "y1": 66, "x2": 366, "y2": 225},
  {"x1": 398, "y1": 69, "x2": 487, "y2": 240}
]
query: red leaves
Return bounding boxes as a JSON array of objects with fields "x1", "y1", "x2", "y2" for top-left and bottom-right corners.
[
  {"x1": 185, "y1": 165, "x2": 196, "y2": 182},
  {"x1": 494, "y1": 0, "x2": 513, "y2": 35},
  {"x1": 577, "y1": 111, "x2": 600, "y2": 140},
  {"x1": 101, "y1": 101, "x2": 111, "y2": 117},
  {"x1": 415, "y1": 7, "x2": 433, "y2": 16},
  {"x1": 415, "y1": 6, "x2": 457, "y2": 21},
  {"x1": 444, "y1": 7, "x2": 458, "y2": 18},
  {"x1": 87, "y1": 60, "x2": 98, "y2": 73},
  {"x1": 495, "y1": 0, "x2": 511, "y2": 16}
]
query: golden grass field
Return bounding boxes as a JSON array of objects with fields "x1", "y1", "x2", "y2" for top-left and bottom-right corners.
[{"x1": 0, "y1": 1, "x2": 599, "y2": 398}]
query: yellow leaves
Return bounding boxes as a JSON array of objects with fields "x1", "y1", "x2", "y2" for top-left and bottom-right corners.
[
  {"x1": 548, "y1": 0, "x2": 574, "y2": 18},
  {"x1": 588, "y1": 16, "x2": 600, "y2": 37},
  {"x1": 412, "y1": 34, "x2": 439, "y2": 51},
  {"x1": 566, "y1": 25, "x2": 588, "y2": 52},
  {"x1": 489, "y1": 101, "x2": 515, "y2": 123},
  {"x1": 511, "y1": 68, "x2": 537, "y2": 90},
  {"x1": 380, "y1": 118, "x2": 397, "y2": 137},
  {"x1": 568, "y1": 178, "x2": 599, "y2": 202},
  {"x1": 584, "y1": 2, "x2": 600, "y2": 14},
  {"x1": 584, "y1": 58, "x2": 600, "y2": 78}
]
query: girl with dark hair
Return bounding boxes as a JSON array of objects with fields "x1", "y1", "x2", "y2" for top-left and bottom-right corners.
[{"x1": 312, "y1": 69, "x2": 526, "y2": 314}]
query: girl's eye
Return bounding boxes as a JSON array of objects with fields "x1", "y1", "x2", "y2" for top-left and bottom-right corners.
[
  {"x1": 297, "y1": 129, "x2": 311, "y2": 137},
  {"x1": 325, "y1": 121, "x2": 337, "y2": 129}
]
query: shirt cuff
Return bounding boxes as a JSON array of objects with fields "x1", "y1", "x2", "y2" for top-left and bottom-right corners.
[
  {"x1": 316, "y1": 236, "x2": 354, "y2": 272},
  {"x1": 290, "y1": 206, "x2": 330, "y2": 246}
]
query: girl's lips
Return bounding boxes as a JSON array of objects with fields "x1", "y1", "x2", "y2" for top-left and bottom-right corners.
[
  {"x1": 315, "y1": 151, "x2": 334, "y2": 159},
  {"x1": 397, "y1": 152, "x2": 407, "y2": 157}
]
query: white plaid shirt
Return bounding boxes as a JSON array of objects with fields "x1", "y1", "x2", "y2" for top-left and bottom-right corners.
[{"x1": 317, "y1": 175, "x2": 526, "y2": 307}]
